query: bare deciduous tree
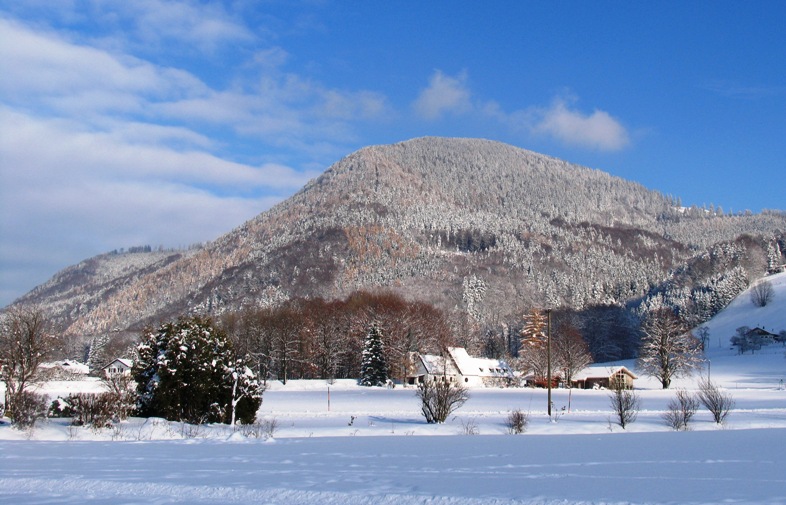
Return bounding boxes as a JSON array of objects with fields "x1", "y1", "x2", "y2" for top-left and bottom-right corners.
[
  {"x1": 697, "y1": 377, "x2": 734, "y2": 424},
  {"x1": 662, "y1": 388, "x2": 699, "y2": 430},
  {"x1": 750, "y1": 279, "x2": 774, "y2": 307},
  {"x1": 553, "y1": 321, "x2": 593, "y2": 386},
  {"x1": 637, "y1": 309, "x2": 702, "y2": 389},
  {"x1": 0, "y1": 307, "x2": 60, "y2": 420},
  {"x1": 609, "y1": 381, "x2": 640, "y2": 429}
]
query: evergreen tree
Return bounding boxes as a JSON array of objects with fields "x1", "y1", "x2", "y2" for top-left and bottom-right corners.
[
  {"x1": 133, "y1": 316, "x2": 263, "y2": 424},
  {"x1": 767, "y1": 240, "x2": 783, "y2": 274},
  {"x1": 359, "y1": 322, "x2": 388, "y2": 386},
  {"x1": 87, "y1": 334, "x2": 110, "y2": 375}
]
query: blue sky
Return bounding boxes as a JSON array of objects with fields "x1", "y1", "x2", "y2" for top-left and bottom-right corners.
[{"x1": 1, "y1": 1, "x2": 785, "y2": 307}]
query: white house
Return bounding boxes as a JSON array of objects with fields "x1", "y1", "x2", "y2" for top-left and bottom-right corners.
[
  {"x1": 406, "y1": 347, "x2": 514, "y2": 387},
  {"x1": 102, "y1": 358, "x2": 133, "y2": 377}
]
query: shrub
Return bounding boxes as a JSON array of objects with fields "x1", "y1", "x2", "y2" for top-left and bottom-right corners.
[
  {"x1": 505, "y1": 409, "x2": 529, "y2": 434},
  {"x1": 65, "y1": 393, "x2": 116, "y2": 429},
  {"x1": 459, "y1": 417, "x2": 479, "y2": 435},
  {"x1": 662, "y1": 388, "x2": 699, "y2": 430},
  {"x1": 416, "y1": 379, "x2": 469, "y2": 424},
  {"x1": 240, "y1": 417, "x2": 279, "y2": 439},
  {"x1": 11, "y1": 391, "x2": 48, "y2": 430},
  {"x1": 697, "y1": 377, "x2": 734, "y2": 424},
  {"x1": 609, "y1": 382, "x2": 640, "y2": 429},
  {"x1": 101, "y1": 373, "x2": 137, "y2": 421}
]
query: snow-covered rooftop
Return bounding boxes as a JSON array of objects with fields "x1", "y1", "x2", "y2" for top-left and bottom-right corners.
[
  {"x1": 572, "y1": 365, "x2": 637, "y2": 381},
  {"x1": 448, "y1": 347, "x2": 513, "y2": 378}
]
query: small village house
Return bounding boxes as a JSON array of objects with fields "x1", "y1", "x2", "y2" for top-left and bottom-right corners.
[
  {"x1": 406, "y1": 347, "x2": 514, "y2": 387},
  {"x1": 102, "y1": 358, "x2": 133, "y2": 377},
  {"x1": 571, "y1": 365, "x2": 637, "y2": 389}
]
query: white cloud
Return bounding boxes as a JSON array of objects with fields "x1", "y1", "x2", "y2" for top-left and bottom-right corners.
[
  {"x1": 0, "y1": 106, "x2": 311, "y2": 305},
  {"x1": 126, "y1": 0, "x2": 256, "y2": 51},
  {"x1": 412, "y1": 70, "x2": 629, "y2": 151},
  {"x1": 0, "y1": 107, "x2": 315, "y2": 193},
  {"x1": 0, "y1": 17, "x2": 207, "y2": 118},
  {"x1": 531, "y1": 98, "x2": 629, "y2": 151},
  {"x1": 0, "y1": 8, "x2": 393, "y2": 305},
  {"x1": 703, "y1": 79, "x2": 786, "y2": 99},
  {"x1": 413, "y1": 70, "x2": 472, "y2": 120}
]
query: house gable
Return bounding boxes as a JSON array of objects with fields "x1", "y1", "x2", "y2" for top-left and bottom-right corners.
[{"x1": 102, "y1": 358, "x2": 133, "y2": 376}]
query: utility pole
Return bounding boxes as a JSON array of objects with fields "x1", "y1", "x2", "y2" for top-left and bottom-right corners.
[{"x1": 546, "y1": 308, "x2": 552, "y2": 419}]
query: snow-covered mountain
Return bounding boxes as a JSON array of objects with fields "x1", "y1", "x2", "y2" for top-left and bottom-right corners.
[{"x1": 8, "y1": 138, "x2": 786, "y2": 352}]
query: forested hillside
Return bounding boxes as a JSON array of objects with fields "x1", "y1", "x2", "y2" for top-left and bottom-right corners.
[{"x1": 10, "y1": 138, "x2": 786, "y2": 361}]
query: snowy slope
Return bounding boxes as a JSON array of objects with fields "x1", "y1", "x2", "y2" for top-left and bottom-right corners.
[
  {"x1": 701, "y1": 271, "x2": 786, "y2": 350},
  {"x1": 2, "y1": 274, "x2": 786, "y2": 504},
  {"x1": 674, "y1": 271, "x2": 786, "y2": 391}
]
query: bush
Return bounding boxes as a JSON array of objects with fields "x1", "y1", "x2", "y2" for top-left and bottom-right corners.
[
  {"x1": 134, "y1": 316, "x2": 263, "y2": 425},
  {"x1": 416, "y1": 379, "x2": 469, "y2": 424},
  {"x1": 505, "y1": 409, "x2": 529, "y2": 434},
  {"x1": 697, "y1": 377, "x2": 734, "y2": 424},
  {"x1": 239, "y1": 416, "x2": 280, "y2": 439},
  {"x1": 459, "y1": 417, "x2": 479, "y2": 435},
  {"x1": 65, "y1": 393, "x2": 116, "y2": 429},
  {"x1": 101, "y1": 373, "x2": 137, "y2": 421},
  {"x1": 50, "y1": 387, "x2": 136, "y2": 429},
  {"x1": 48, "y1": 397, "x2": 75, "y2": 418},
  {"x1": 662, "y1": 388, "x2": 699, "y2": 430},
  {"x1": 11, "y1": 391, "x2": 48, "y2": 430},
  {"x1": 609, "y1": 382, "x2": 640, "y2": 429}
]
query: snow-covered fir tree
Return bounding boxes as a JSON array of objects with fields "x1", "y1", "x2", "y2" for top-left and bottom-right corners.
[
  {"x1": 767, "y1": 240, "x2": 783, "y2": 274},
  {"x1": 133, "y1": 316, "x2": 263, "y2": 424},
  {"x1": 359, "y1": 322, "x2": 388, "y2": 387},
  {"x1": 86, "y1": 334, "x2": 110, "y2": 374}
]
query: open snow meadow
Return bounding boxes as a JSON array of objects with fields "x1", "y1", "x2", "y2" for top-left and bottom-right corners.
[{"x1": 2, "y1": 273, "x2": 786, "y2": 504}]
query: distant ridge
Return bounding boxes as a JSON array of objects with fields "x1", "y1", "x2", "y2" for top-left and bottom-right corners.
[{"x1": 10, "y1": 138, "x2": 786, "y2": 356}]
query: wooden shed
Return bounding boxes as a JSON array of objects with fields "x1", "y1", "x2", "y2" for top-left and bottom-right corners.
[{"x1": 571, "y1": 366, "x2": 637, "y2": 389}]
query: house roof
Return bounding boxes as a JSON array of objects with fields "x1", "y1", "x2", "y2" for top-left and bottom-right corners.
[
  {"x1": 102, "y1": 358, "x2": 133, "y2": 369},
  {"x1": 413, "y1": 347, "x2": 513, "y2": 378},
  {"x1": 418, "y1": 353, "x2": 459, "y2": 376},
  {"x1": 745, "y1": 327, "x2": 778, "y2": 337},
  {"x1": 447, "y1": 347, "x2": 513, "y2": 378},
  {"x1": 41, "y1": 360, "x2": 90, "y2": 374},
  {"x1": 572, "y1": 365, "x2": 638, "y2": 381}
]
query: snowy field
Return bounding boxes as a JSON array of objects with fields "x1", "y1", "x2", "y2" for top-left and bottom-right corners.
[{"x1": 2, "y1": 272, "x2": 785, "y2": 504}]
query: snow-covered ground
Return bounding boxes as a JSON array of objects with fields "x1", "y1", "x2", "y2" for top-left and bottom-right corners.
[{"x1": 2, "y1": 273, "x2": 785, "y2": 504}]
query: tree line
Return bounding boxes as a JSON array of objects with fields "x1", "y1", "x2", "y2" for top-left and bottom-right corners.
[{"x1": 218, "y1": 291, "x2": 454, "y2": 384}]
